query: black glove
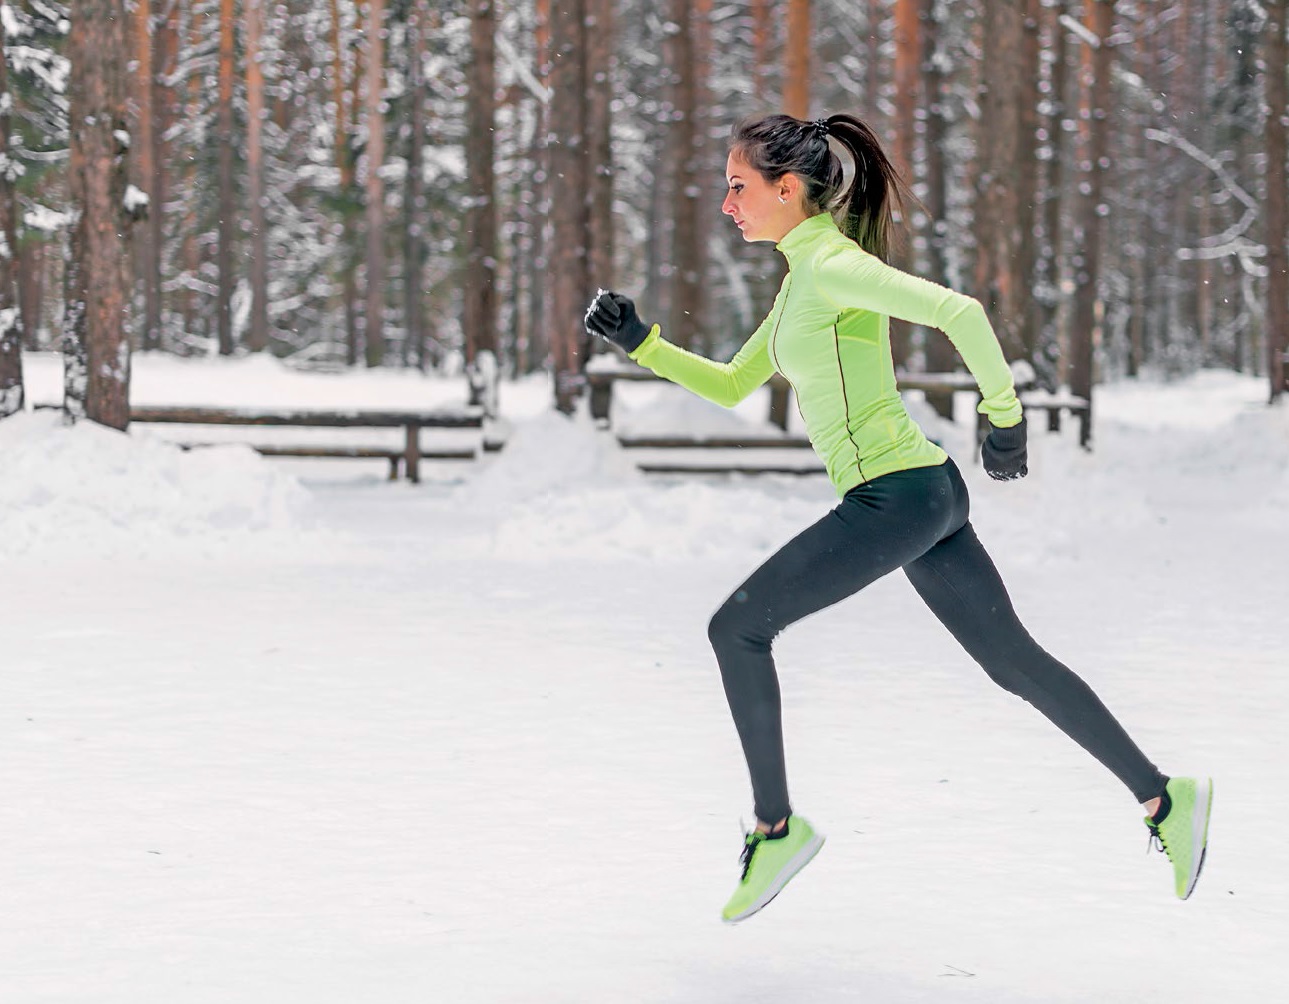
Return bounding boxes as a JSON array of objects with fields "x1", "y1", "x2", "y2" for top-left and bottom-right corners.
[
  {"x1": 584, "y1": 290, "x2": 652, "y2": 353},
  {"x1": 981, "y1": 417, "x2": 1028, "y2": 481}
]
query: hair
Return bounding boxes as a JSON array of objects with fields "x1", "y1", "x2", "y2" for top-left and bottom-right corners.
[{"x1": 729, "y1": 112, "x2": 912, "y2": 262}]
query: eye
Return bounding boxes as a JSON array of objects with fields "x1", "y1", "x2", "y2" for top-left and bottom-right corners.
[{"x1": 730, "y1": 184, "x2": 744, "y2": 194}]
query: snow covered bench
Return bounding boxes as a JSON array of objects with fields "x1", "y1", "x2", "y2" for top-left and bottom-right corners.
[
  {"x1": 129, "y1": 405, "x2": 490, "y2": 483},
  {"x1": 1018, "y1": 390, "x2": 1092, "y2": 448}
]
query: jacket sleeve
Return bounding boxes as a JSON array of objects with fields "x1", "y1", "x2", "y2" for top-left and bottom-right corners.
[
  {"x1": 814, "y1": 244, "x2": 1023, "y2": 428},
  {"x1": 627, "y1": 317, "x2": 777, "y2": 409}
]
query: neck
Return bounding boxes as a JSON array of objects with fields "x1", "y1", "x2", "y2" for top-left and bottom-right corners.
[{"x1": 767, "y1": 208, "x2": 809, "y2": 243}]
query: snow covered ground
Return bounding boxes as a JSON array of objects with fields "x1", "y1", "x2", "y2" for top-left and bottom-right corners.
[{"x1": 3, "y1": 352, "x2": 1287, "y2": 1002}]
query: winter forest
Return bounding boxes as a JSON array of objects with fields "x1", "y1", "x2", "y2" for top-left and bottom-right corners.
[
  {"x1": 0, "y1": 0, "x2": 1286, "y2": 425},
  {"x1": 4, "y1": 4, "x2": 1289, "y2": 1001}
]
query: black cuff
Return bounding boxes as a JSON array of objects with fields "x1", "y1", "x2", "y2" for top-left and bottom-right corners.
[{"x1": 989, "y1": 417, "x2": 1027, "y2": 447}]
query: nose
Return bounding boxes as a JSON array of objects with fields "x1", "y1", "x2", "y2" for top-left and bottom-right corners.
[{"x1": 721, "y1": 194, "x2": 735, "y2": 216}]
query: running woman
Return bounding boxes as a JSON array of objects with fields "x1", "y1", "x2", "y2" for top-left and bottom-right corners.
[{"x1": 584, "y1": 113, "x2": 1212, "y2": 923}]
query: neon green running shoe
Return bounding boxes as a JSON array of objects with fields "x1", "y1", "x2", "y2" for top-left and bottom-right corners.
[
  {"x1": 1145, "y1": 776, "x2": 1213, "y2": 900},
  {"x1": 721, "y1": 814, "x2": 824, "y2": 923}
]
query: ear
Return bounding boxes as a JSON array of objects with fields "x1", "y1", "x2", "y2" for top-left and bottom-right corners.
[{"x1": 778, "y1": 173, "x2": 801, "y2": 203}]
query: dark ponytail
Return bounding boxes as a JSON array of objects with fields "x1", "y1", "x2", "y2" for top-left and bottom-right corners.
[{"x1": 729, "y1": 112, "x2": 912, "y2": 262}]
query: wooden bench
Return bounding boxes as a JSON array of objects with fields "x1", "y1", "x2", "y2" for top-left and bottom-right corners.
[
  {"x1": 618, "y1": 433, "x2": 825, "y2": 476},
  {"x1": 1018, "y1": 390, "x2": 1092, "y2": 448},
  {"x1": 129, "y1": 406, "x2": 489, "y2": 483}
]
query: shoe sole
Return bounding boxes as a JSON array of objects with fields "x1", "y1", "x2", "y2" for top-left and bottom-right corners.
[
  {"x1": 721, "y1": 833, "x2": 825, "y2": 924},
  {"x1": 1180, "y1": 777, "x2": 1213, "y2": 900}
]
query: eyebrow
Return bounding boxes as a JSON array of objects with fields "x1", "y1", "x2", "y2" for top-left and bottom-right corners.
[{"x1": 727, "y1": 175, "x2": 744, "y2": 184}]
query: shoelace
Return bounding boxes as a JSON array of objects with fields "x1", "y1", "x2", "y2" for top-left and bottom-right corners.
[
  {"x1": 739, "y1": 832, "x2": 765, "y2": 880},
  {"x1": 1145, "y1": 821, "x2": 1167, "y2": 856}
]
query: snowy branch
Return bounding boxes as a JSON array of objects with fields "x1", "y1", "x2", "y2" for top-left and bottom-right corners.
[
  {"x1": 1143, "y1": 128, "x2": 1266, "y2": 275},
  {"x1": 494, "y1": 31, "x2": 550, "y2": 105},
  {"x1": 1059, "y1": 14, "x2": 1102, "y2": 49}
]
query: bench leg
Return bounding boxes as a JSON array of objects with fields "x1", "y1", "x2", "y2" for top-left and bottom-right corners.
[
  {"x1": 589, "y1": 382, "x2": 611, "y2": 424},
  {"x1": 1078, "y1": 408, "x2": 1092, "y2": 450},
  {"x1": 1048, "y1": 408, "x2": 1061, "y2": 433},
  {"x1": 387, "y1": 456, "x2": 400, "y2": 481},
  {"x1": 404, "y1": 423, "x2": 421, "y2": 483}
]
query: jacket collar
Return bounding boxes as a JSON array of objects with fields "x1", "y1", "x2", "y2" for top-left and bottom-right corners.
[{"x1": 775, "y1": 212, "x2": 840, "y2": 266}]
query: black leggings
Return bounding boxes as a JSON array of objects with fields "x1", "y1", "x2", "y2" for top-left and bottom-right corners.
[{"x1": 707, "y1": 459, "x2": 1166, "y2": 823}]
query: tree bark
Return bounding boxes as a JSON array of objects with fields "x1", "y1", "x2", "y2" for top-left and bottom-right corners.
[
  {"x1": 920, "y1": 0, "x2": 954, "y2": 415},
  {"x1": 65, "y1": 0, "x2": 134, "y2": 429},
  {"x1": 363, "y1": 0, "x2": 386, "y2": 367},
  {"x1": 773, "y1": 0, "x2": 811, "y2": 430},
  {"x1": 523, "y1": 0, "x2": 551, "y2": 375},
  {"x1": 216, "y1": 0, "x2": 236, "y2": 356},
  {"x1": 404, "y1": 0, "x2": 427, "y2": 369},
  {"x1": 16, "y1": 241, "x2": 41, "y2": 352},
  {"x1": 245, "y1": 0, "x2": 269, "y2": 352},
  {"x1": 0, "y1": 20, "x2": 22, "y2": 418},
  {"x1": 131, "y1": 0, "x2": 159, "y2": 353},
  {"x1": 751, "y1": 0, "x2": 771, "y2": 104},
  {"x1": 975, "y1": 0, "x2": 1026, "y2": 361},
  {"x1": 331, "y1": 0, "x2": 360, "y2": 366},
  {"x1": 783, "y1": 0, "x2": 810, "y2": 120},
  {"x1": 666, "y1": 0, "x2": 700, "y2": 347},
  {"x1": 585, "y1": 0, "x2": 615, "y2": 311},
  {"x1": 1266, "y1": 0, "x2": 1288, "y2": 399},
  {"x1": 1039, "y1": 0, "x2": 1069, "y2": 387},
  {"x1": 1069, "y1": 0, "x2": 1114, "y2": 420},
  {"x1": 1016, "y1": 0, "x2": 1043, "y2": 361},
  {"x1": 893, "y1": 0, "x2": 919, "y2": 183},
  {"x1": 464, "y1": 0, "x2": 497, "y2": 366},
  {"x1": 548, "y1": 0, "x2": 590, "y2": 412},
  {"x1": 150, "y1": 0, "x2": 178, "y2": 352}
]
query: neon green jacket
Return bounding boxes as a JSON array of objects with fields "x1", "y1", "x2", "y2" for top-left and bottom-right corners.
[{"x1": 629, "y1": 212, "x2": 1023, "y2": 497}]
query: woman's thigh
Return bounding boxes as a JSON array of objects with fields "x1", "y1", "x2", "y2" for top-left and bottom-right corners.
[{"x1": 713, "y1": 465, "x2": 960, "y2": 644}]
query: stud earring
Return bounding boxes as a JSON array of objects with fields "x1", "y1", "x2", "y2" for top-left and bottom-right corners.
[{"x1": 778, "y1": 196, "x2": 787, "y2": 204}]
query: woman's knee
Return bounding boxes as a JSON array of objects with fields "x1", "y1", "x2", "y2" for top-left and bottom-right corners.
[{"x1": 708, "y1": 588, "x2": 764, "y2": 652}]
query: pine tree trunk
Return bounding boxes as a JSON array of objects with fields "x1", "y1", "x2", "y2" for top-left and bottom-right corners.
[
  {"x1": 16, "y1": 240, "x2": 41, "y2": 351},
  {"x1": 0, "y1": 21, "x2": 22, "y2": 418},
  {"x1": 1016, "y1": 0, "x2": 1042, "y2": 361},
  {"x1": 893, "y1": 0, "x2": 918, "y2": 183},
  {"x1": 887, "y1": 0, "x2": 920, "y2": 372},
  {"x1": 523, "y1": 0, "x2": 552, "y2": 375},
  {"x1": 1266, "y1": 0, "x2": 1288, "y2": 399},
  {"x1": 548, "y1": 0, "x2": 590, "y2": 412},
  {"x1": 245, "y1": 0, "x2": 269, "y2": 352},
  {"x1": 975, "y1": 0, "x2": 1026, "y2": 361},
  {"x1": 178, "y1": 4, "x2": 201, "y2": 346},
  {"x1": 920, "y1": 0, "x2": 954, "y2": 416},
  {"x1": 216, "y1": 0, "x2": 236, "y2": 356},
  {"x1": 131, "y1": 0, "x2": 159, "y2": 353},
  {"x1": 773, "y1": 0, "x2": 811, "y2": 430},
  {"x1": 693, "y1": 0, "x2": 713, "y2": 356},
  {"x1": 363, "y1": 0, "x2": 386, "y2": 367},
  {"x1": 332, "y1": 0, "x2": 359, "y2": 366},
  {"x1": 585, "y1": 0, "x2": 615, "y2": 313},
  {"x1": 464, "y1": 0, "x2": 497, "y2": 366},
  {"x1": 1039, "y1": 0, "x2": 1069, "y2": 388},
  {"x1": 151, "y1": 0, "x2": 178, "y2": 352},
  {"x1": 666, "y1": 0, "x2": 700, "y2": 348},
  {"x1": 783, "y1": 0, "x2": 810, "y2": 120},
  {"x1": 751, "y1": 0, "x2": 771, "y2": 102},
  {"x1": 1069, "y1": 0, "x2": 1114, "y2": 422},
  {"x1": 404, "y1": 0, "x2": 427, "y2": 369},
  {"x1": 65, "y1": 0, "x2": 134, "y2": 429}
]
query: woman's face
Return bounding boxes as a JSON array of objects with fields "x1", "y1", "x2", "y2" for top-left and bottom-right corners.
[{"x1": 722, "y1": 151, "x2": 801, "y2": 243}]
